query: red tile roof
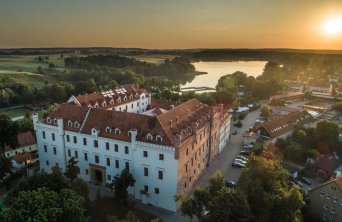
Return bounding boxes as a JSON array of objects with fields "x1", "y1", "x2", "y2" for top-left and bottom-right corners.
[
  {"x1": 149, "y1": 99, "x2": 181, "y2": 110},
  {"x1": 255, "y1": 110, "x2": 314, "y2": 138},
  {"x1": 309, "y1": 176, "x2": 342, "y2": 193},
  {"x1": 11, "y1": 152, "x2": 32, "y2": 163},
  {"x1": 4, "y1": 132, "x2": 36, "y2": 152}
]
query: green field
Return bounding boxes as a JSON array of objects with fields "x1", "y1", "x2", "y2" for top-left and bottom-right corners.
[
  {"x1": 130, "y1": 54, "x2": 176, "y2": 65},
  {"x1": 0, "y1": 70, "x2": 58, "y2": 88},
  {"x1": 0, "y1": 107, "x2": 29, "y2": 118}
]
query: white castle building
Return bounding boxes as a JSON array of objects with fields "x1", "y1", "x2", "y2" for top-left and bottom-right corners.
[{"x1": 33, "y1": 85, "x2": 231, "y2": 212}]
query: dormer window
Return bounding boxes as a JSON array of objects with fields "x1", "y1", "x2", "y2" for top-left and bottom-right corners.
[
  {"x1": 47, "y1": 117, "x2": 51, "y2": 123},
  {"x1": 147, "y1": 133, "x2": 153, "y2": 141},
  {"x1": 53, "y1": 118, "x2": 57, "y2": 124},
  {"x1": 68, "y1": 120, "x2": 73, "y2": 127},
  {"x1": 94, "y1": 104, "x2": 99, "y2": 108},
  {"x1": 128, "y1": 131, "x2": 132, "y2": 137},
  {"x1": 130, "y1": 95, "x2": 133, "y2": 100},
  {"x1": 123, "y1": 96, "x2": 127, "y2": 101},
  {"x1": 92, "y1": 128, "x2": 99, "y2": 136},
  {"x1": 106, "y1": 127, "x2": 112, "y2": 133},
  {"x1": 102, "y1": 102, "x2": 106, "y2": 107},
  {"x1": 110, "y1": 100, "x2": 114, "y2": 105},
  {"x1": 156, "y1": 135, "x2": 163, "y2": 142},
  {"x1": 117, "y1": 98, "x2": 121, "y2": 103},
  {"x1": 115, "y1": 128, "x2": 121, "y2": 135},
  {"x1": 74, "y1": 121, "x2": 80, "y2": 128}
]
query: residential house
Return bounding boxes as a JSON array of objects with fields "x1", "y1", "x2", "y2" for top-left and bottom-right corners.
[
  {"x1": 255, "y1": 110, "x2": 314, "y2": 143},
  {"x1": 33, "y1": 98, "x2": 231, "y2": 212},
  {"x1": 286, "y1": 81, "x2": 305, "y2": 92},
  {"x1": 269, "y1": 92, "x2": 304, "y2": 104},
  {"x1": 242, "y1": 131, "x2": 258, "y2": 145},
  {"x1": 306, "y1": 82, "x2": 333, "y2": 96},
  {"x1": 270, "y1": 106, "x2": 300, "y2": 117},
  {"x1": 308, "y1": 177, "x2": 342, "y2": 222},
  {"x1": 312, "y1": 155, "x2": 341, "y2": 181}
]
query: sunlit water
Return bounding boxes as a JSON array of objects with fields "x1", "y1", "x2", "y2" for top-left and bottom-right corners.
[{"x1": 181, "y1": 61, "x2": 267, "y2": 91}]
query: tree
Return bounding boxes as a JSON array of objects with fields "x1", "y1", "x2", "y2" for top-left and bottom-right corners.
[
  {"x1": 2, "y1": 187, "x2": 88, "y2": 222},
  {"x1": 0, "y1": 114, "x2": 19, "y2": 151},
  {"x1": 64, "y1": 157, "x2": 80, "y2": 181},
  {"x1": 314, "y1": 120, "x2": 340, "y2": 153},
  {"x1": 0, "y1": 153, "x2": 12, "y2": 184},
  {"x1": 177, "y1": 171, "x2": 252, "y2": 222},
  {"x1": 109, "y1": 80, "x2": 118, "y2": 89},
  {"x1": 43, "y1": 103, "x2": 59, "y2": 118},
  {"x1": 238, "y1": 156, "x2": 304, "y2": 222},
  {"x1": 109, "y1": 168, "x2": 136, "y2": 205},
  {"x1": 260, "y1": 104, "x2": 270, "y2": 120}
]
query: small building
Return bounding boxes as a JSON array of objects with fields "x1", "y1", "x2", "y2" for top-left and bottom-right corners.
[
  {"x1": 312, "y1": 155, "x2": 341, "y2": 181},
  {"x1": 282, "y1": 160, "x2": 305, "y2": 178},
  {"x1": 306, "y1": 82, "x2": 333, "y2": 96},
  {"x1": 270, "y1": 106, "x2": 300, "y2": 117},
  {"x1": 269, "y1": 92, "x2": 304, "y2": 104},
  {"x1": 12, "y1": 152, "x2": 32, "y2": 166},
  {"x1": 3, "y1": 132, "x2": 38, "y2": 163},
  {"x1": 255, "y1": 110, "x2": 314, "y2": 143},
  {"x1": 308, "y1": 177, "x2": 342, "y2": 222},
  {"x1": 242, "y1": 131, "x2": 258, "y2": 145},
  {"x1": 286, "y1": 81, "x2": 305, "y2": 92}
]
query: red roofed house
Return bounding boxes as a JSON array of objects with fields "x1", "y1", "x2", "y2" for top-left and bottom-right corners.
[
  {"x1": 3, "y1": 132, "x2": 38, "y2": 165},
  {"x1": 255, "y1": 110, "x2": 314, "y2": 143},
  {"x1": 308, "y1": 177, "x2": 342, "y2": 222},
  {"x1": 33, "y1": 97, "x2": 231, "y2": 212}
]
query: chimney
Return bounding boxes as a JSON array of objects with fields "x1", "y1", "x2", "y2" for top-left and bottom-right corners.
[
  {"x1": 170, "y1": 120, "x2": 173, "y2": 126},
  {"x1": 170, "y1": 105, "x2": 175, "y2": 109}
]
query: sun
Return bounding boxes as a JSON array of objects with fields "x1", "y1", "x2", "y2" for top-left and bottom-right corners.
[{"x1": 324, "y1": 17, "x2": 342, "y2": 35}]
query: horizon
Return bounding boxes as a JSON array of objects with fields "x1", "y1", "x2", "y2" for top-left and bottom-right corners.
[{"x1": 1, "y1": 0, "x2": 342, "y2": 49}]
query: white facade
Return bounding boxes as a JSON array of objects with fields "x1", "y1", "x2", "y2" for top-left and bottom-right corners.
[
  {"x1": 218, "y1": 116, "x2": 231, "y2": 153},
  {"x1": 33, "y1": 114, "x2": 178, "y2": 212}
]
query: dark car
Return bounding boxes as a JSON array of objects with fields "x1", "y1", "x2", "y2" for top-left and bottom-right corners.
[
  {"x1": 299, "y1": 177, "x2": 311, "y2": 185},
  {"x1": 240, "y1": 150, "x2": 252, "y2": 156},
  {"x1": 225, "y1": 180, "x2": 236, "y2": 188}
]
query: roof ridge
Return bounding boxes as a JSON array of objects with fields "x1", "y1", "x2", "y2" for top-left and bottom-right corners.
[{"x1": 79, "y1": 107, "x2": 92, "y2": 132}]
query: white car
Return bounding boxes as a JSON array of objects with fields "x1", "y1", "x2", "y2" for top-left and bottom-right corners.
[
  {"x1": 235, "y1": 156, "x2": 248, "y2": 161},
  {"x1": 234, "y1": 158, "x2": 247, "y2": 164}
]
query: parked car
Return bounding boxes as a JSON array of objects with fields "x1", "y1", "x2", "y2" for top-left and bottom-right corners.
[
  {"x1": 235, "y1": 155, "x2": 248, "y2": 161},
  {"x1": 232, "y1": 161, "x2": 246, "y2": 168},
  {"x1": 225, "y1": 180, "x2": 236, "y2": 188},
  {"x1": 243, "y1": 144, "x2": 254, "y2": 149},
  {"x1": 299, "y1": 176, "x2": 311, "y2": 185},
  {"x1": 240, "y1": 150, "x2": 252, "y2": 156},
  {"x1": 234, "y1": 158, "x2": 247, "y2": 165}
]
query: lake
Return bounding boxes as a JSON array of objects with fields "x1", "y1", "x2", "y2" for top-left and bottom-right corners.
[{"x1": 181, "y1": 61, "x2": 267, "y2": 92}]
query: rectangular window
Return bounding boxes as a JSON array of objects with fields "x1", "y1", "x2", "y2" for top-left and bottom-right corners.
[
  {"x1": 114, "y1": 144, "x2": 118, "y2": 152},
  {"x1": 83, "y1": 138, "x2": 87, "y2": 146},
  {"x1": 66, "y1": 135, "x2": 70, "y2": 142},
  {"x1": 52, "y1": 133, "x2": 55, "y2": 141},
  {"x1": 115, "y1": 159, "x2": 119, "y2": 168},
  {"x1": 144, "y1": 167, "x2": 148, "y2": 176},
  {"x1": 155, "y1": 188, "x2": 160, "y2": 194},
  {"x1": 125, "y1": 162, "x2": 129, "y2": 170},
  {"x1": 143, "y1": 151, "x2": 148, "y2": 157},
  {"x1": 46, "y1": 160, "x2": 49, "y2": 166},
  {"x1": 186, "y1": 148, "x2": 188, "y2": 156},
  {"x1": 85, "y1": 169, "x2": 89, "y2": 175},
  {"x1": 159, "y1": 154, "x2": 164, "y2": 160},
  {"x1": 144, "y1": 185, "x2": 149, "y2": 192},
  {"x1": 75, "y1": 150, "x2": 78, "y2": 159},
  {"x1": 106, "y1": 142, "x2": 110, "y2": 150},
  {"x1": 158, "y1": 171, "x2": 163, "y2": 180},
  {"x1": 42, "y1": 131, "x2": 46, "y2": 139},
  {"x1": 106, "y1": 157, "x2": 110, "y2": 166},
  {"x1": 67, "y1": 149, "x2": 71, "y2": 157},
  {"x1": 94, "y1": 140, "x2": 98, "y2": 148},
  {"x1": 53, "y1": 147, "x2": 57, "y2": 155},
  {"x1": 125, "y1": 146, "x2": 129, "y2": 154},
  {"x1": 95, "y1": 155, "x2": 99, "y2": 164},
  {"x1": 131, "y1": 104, "x2": 134, "y2": 108},
  {"x1": 84, "y1": 153, "x2": 88, "y2": 161},
  {"x1": 73, "y1": 136, "x2": 77, "y2": 144},
  {"x1": 44, "y1": 144, "x2": 47, "y2": 152},
  {"x1": 107, "y1": 175, "x2": 111, "y2": 181},
  {"x1": 185, "y1": 164, "x2": 188, "y2": 172}
]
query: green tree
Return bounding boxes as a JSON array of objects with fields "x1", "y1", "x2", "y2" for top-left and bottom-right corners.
[
  {"x1": 109, "y1": 168, "x2": 136, "y2": 205},
  {"x1": 2, "y1": 187, "x2": 88, "y2": 222},
  {"x1": 64, "y1": 157, "x2": 80, "y2": 181},
  {"x1": 0, "y1": 114, "x2": 19, "y2": 151},
  {"x1": 283, "y1": 141, "x2": 303, "y2": 163},
  {"x1": 260, "y1": 104, "x2": 271, "y2": 120},
  {"x1": 238, "y1": 156, "x2": 304, "y2": 222},
  {"x1": 177, "y1": 171, "x2": 252, "y2": 222},
  {"x1": 314, "y1": 120, "x2": 340, "y2": 153},
  {"x1": 109, "y1": 80, "x2": 118, "y2": 89},
  {"x1": 0, "y1": 153, "x2": 12, "y2": 183}
]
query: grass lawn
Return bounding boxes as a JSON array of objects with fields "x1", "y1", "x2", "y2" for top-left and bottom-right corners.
[
  {"x1": 90, "y1": 197, "x2": 158, "y2": 222},
  {"x1": 0, "y1": 70, "x2": 58, "y2": 88},
  {"x1": 129, "y1": 55, "x2": 176, "y2": 65},
  {"x1": 0, "y1": 107, "x2": 29, "y2": 118}
]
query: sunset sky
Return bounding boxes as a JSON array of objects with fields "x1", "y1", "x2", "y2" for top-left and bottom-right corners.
[{"x1": 1, "y1": 0, "x2": 342, "y2": 49}]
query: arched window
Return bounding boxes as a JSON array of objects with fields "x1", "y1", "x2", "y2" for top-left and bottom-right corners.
[
  {"x1": 156, "y1": 135, "x2": 163, "y2": 142},
  {"x1": 47, "y1": 117, "x2": 51, "y2": 123},
  {"x1": 128, "y1": 131, "x2": 132, "y2": 137},
  {"x1": 67, "y1": 120, "x2": 73, "y2": 127},
  {"x1": 146, "y1": 133, "x2": 153, "y2": 141},
  {"x1": 53, "y1": 118, "x2": 57, "y2": 124},
  {"x1": 115, "y1": 128, "x2": 121, "y2": 135},
  {"x1": 106, "y1": 127, "x2": 112, "y2": 133},
  {"x1": 92, "y1": 128, "x2": 98, "y2": 136},
  {"x1": 74, "y1": 121, "x2": 80, "y2": 128}
]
